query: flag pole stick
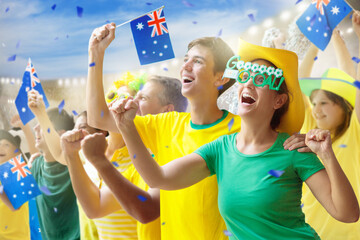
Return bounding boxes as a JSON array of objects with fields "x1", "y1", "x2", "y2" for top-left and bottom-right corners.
[{"x1": 116, "y1": 5, "x2": 165, "y2": 28}]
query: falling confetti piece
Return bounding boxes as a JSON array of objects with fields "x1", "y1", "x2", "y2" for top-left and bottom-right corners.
[
  {"x1": 51, "y1": 4, "x2": 56, "y2": 10},
  {"x1": 182, "y1": 0, "x2": 195, "y2": 7},
  {"x1": 112, "y1": 161, "x2": 119, "y2": 167},
  {"x1": 76, "y1": 6, "x2": 83, "y2": 18},
  {"x1": 5, "y1": 226, "x2": 8, "y2": 230},
  {"x1": 7, "y1": 54, "x2": 16, "y2": 62},
  {"x1": 39, "y1": 186, "x2": 51, "y2": 195},
  {"x1": 54, "y1": 207, "x2": 58, "y2": 213},
  {"x1": 301, "y1": 203, "x2": 304, "y2": 208},
  {"x1": 165, "y1": 145, "x2": 169, "y2": 148},
  {"x1": 217, "y1": 85, "x2": 223, "y2": 90},
  {"x1": 14, "y1": 148, "x2": 19, "y2": 153},
  {"x1": 223, "y1": 230, "x2": 233, "y2": 236},
  {"x1": 163, "y1": 67, "x2": 168, "y2": 71},
  {"x1": 162, "y1": 222, "x2": 166, "y2": 225},
  {"x1": 89, "y1": 62, "x2": 96, "y2": 67},
  {"x1": 248, "y1": 13, "x2": 255, "y2": 22},
  {"x1": 228, "y1": 118, "x2": 234, "y2": 132},
  {"x1": 338, "y1": 144, "x2": 347, "y2": 148},
  {"x1": 314, "y1": 56, "x2": 318, "y2": 61},
  {"x1": 352, "y1": 57, "x2": 360, "y2": 64},
  {"x1": 354, "y1": 81, "x2": 360, "y2": 89},
  {"x1": 72, "y1": 110, "x2": 78, "y2": 116},
  {"x1": 58, "y1": 99, "x2": 65, "y2": 114},
  {"x1": 137, "y1": 195, "x2": 147, "y2": 202},
  {"x1": 310, "y1": 14, "x2": 316, "y2": 27},
  {"x1": 101, "y1": 110, "x2": 104, "y2": 118},
  {"x1": 5, "y1": 7, "x2": 9, "y2": 13},
  {"x1": 349, "y1": 14, "x2": 353, "y2": 20},
  {"x1": 192, "y1": 21, "x2": 197, "y2": 24},
  {"x1": 139, "y1": 83, "x2": 144, "y2": 90},
  {"x1": 54, "y1": 37, "x2": 59, "y2": 40},
  {"x1": 295, "y1": 0, "x2": 303, "y2": 4},
  {"x1": 0, "y1": 185, "x2": 3, "y2": 194},
  {"x1": 146, "y1": 2, "x2": 153, "y2": 5},
  {"x1": 133, "y1": 154, "x2": 137, "y2": 159},
  {"x1": 47, "y1": 128, "x2": 50, "y2": 133},
  {"x1": 282, "y1": 43, "x2": 286, "y2": 47},
  {"x1": 268, "y1": 169, "x2": 285, "y2": 178},
  {"x1": 216, "y1": 29, "x2": 222, "y2": 38},
  {"x1": 66, "y1": 34, "x2": 69, "y2": 38},
  {"x1": 16, "y1": 40, "x2": 20, "y2": 49},
  {"x1": 151, "y1": 154, "x2": 155, "y2": 158}
]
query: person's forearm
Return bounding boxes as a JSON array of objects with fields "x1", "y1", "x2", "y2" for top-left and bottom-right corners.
[
  {"x1": 299, "y1": 44, "x2": 318, "y2": 79},
  {"x1": 332, "y1": 32, "x2": 356, "y2": 78},
  {"x1": 35, "y1": 111, "x2": 66, "y2": 165},
  {"x1": 86, "y1": 51, "x2": 119, "y2": 133},
  {"x1": 20, "y1": 124, "x2": 37, "y2": 155},
  {"x1": 91, "y1": 156, "x2": 160, "y2": 223},
  {"x1": 320, "y1": 151, "x2": 359, "y2": 222}
]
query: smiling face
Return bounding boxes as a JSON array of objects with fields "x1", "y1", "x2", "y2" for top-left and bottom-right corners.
[
  {"x1": 0, "y1": 139, "x2": 18, "y2": 164},
  {"x1": 180, "y1": 44, "x2": 221, "y2": 100},
  {"x1": 311, "y1": 90, "x2": 345, "y2": 132},
  {"x1": 134, "y1": 81, "x2": 167, "y2": 116},
  {"x1": 33, "y1": 124, "x2": 47, "y2": 151}
]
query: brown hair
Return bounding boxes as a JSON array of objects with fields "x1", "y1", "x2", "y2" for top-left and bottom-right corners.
[
  {"x1": 187, "y1": 37, "x2": 235, "y2": 97},
  {"x1": 310, "y1": 89, "x2": 353, "y2": 142}
]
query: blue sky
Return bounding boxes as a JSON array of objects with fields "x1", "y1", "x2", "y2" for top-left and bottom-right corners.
[{"x1": 0, "y1": 0, "x2": 298, "y2": 79}]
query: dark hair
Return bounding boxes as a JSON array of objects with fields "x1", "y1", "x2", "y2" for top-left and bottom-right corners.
[
  {"x1": 250, "y1": 59, "x2": 290, "y2": 130},
  {"x1": 310, "y1": 89, "x2": 353, "y2": 142},
  {"x1": 148, "y1": 76, "x2": 188, "y2": 112},
  {"x1": 188, "y1": 37, "x2": 235, "y2": 97},
  {"x1": 0, "y1": 130, "x2": 21, "y2": 149},
  {"x1": 47, "y1": 108, "x2": 74, "y2": 131}
]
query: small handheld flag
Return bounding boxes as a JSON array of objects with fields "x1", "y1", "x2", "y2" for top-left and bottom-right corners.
[
  {"x1": 296, "y1": 0, "x2": 351, "y2": 50},
  {"x1": 130, "y1": 7, "x2": 175, "y2": 65},
  {"x1": 0, "y1": 155, "x2": 42, "y2": 209},
  {"x1": 15, "y1": 58, "x2": 50, "y2": 125}
]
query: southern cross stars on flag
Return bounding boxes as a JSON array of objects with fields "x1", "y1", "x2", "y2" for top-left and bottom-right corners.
[
  {"x1": 297, "y1": 0, "x2": 352, "y2": 50},
  {"x1": 0, "y1": 155, "x2": 41, "y2": 209},
  {"x1": 130, "y1": 7, "x2": 175, "y2": 65}
]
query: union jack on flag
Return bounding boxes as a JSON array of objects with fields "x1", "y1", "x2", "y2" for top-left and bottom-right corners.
[
  {"x1": 130, "y1": 7, "x2": 175, "y2": 65},
  {"x1": 312, "y1": 0, "x2": 330, "y2": 15},
  {"x1": 0, "y1": 155, "x2": 41, "y2": 209},
  {"x1": 25, "y1": 60, "x2": 41, "y2": 88}
]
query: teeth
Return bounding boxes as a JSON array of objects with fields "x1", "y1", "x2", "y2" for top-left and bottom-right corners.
[{"x1": 242, "y1": 93, "x2": 256, "y2": 101}]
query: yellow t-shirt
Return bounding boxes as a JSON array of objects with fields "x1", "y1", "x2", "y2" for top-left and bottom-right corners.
[
  {"x1": 300, "y1": 105, "x2": 360, "y2": 239},
  {"x1": 134, "y1": 110, "x2": 241, "y2": 240},
  {"x1": 0, "y1": 201, "x2": 30, "y2": 240},
  {"x1": 93, "y1": 146, "x2": 138, "y2": 240},
  {"x1": 123, "y1": 164, "x2": 161, "y2": 240}
]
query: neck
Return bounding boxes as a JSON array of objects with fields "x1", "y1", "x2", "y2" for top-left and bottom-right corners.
[
  {"x1": 189, "y1": 95, "x2": 224, "y2": 125},
  {"x1": 105, "y1": 132, "x2": 125, "y2": 159},
  {"x1": 42, "y1": 149, "x2": 57, "y2": 162}
]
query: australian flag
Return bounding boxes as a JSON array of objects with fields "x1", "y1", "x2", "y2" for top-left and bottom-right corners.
[
  {"x1": 15, "y1": 58, "x2": 49, "y2": 125},
  {"x1": 130, "y1": 7, "x2": 175, "y2": 65},
  {"x1": 0, "y1": 155, "x2": 41, "y2": 209},
  {"x1": 297, "y1": 0, "x2": 352, "y2": 51}
]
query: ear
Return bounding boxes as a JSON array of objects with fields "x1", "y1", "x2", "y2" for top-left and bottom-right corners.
[
  {"x1": 214, "y1": 72, "x2": 230, "y2": 88},
  {"x1": 274, "y1": 93, "x2": 288, "y2": 110},
  {"x1": 161, "y1": 104, "x2": 175, "y2": 113}
]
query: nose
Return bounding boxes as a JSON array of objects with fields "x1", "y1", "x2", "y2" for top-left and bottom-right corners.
[
  {"x1": 242, "y1": 75, "x2": 255, "y2": 89},
  {"x1": 181, "y1": 59, "x2": 192, "y2": 72}
]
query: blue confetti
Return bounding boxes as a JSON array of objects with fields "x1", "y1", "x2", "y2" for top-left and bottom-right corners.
[
  {"x1": 301, "y1": 203, "x2": 304, "y2": 208},
  {"x1": 182, "y1": 0, "x2": 194, "y2": 7},
  {"x1": 192, "y1": 21, "x2": 197, "y2": 24},
  {"x1": 0, "y1": 185, "x2": 3, "y2": 194},
  {"x1": 310, "y1": 14, "x2": 316, "y2": 27},
  {"x1": 39, "y1": 186, "x2": 51, "y2": 195},
  {"x1": 54, "y1": 37, "x2": 59, "y2": 41},
  {"x1": 338, "y1": 144, "x2": 347, "y2": 148},
  {"x1": 133, "y1": 154, "x2": 136, "y2": 159},
  {"x1": 146, "y1": 2, "x2": 153, "y2": 5},
  {"x1": 89, "y1": 62, "x2": 96, "y2": 67},
  {"x1": 54, "y1": 207, "x2": 58, "y2": 213},
  {"x1": 268, "y1": 169, "x2": 285, "y2": 178},
  {"x1": 314, "y1": 56, "x2": 318, "y2": 61},
  {"x1": 5, "y1": 225, "x2": 7, "y2": 229},
  {"x1": 58, "y1": 99, "x2": 65, "y2": 114},
  {"x1": 216, "y1": 29, "x2": 222, "y2": 38},
  {"x1": 100, "y1": 110, "x2": 104, "y2": 118},
  {"x1": 161, "y1": 222, "x2": 166, "y2": 225},
  {"x1": 76, "y1": 6, "x2": 83, "y2": 18},
  {"x1": 163, "y1": 67, "x2": 168, "y2": 71},
  {"x1": 295, "y1": 0, "x2": 303, "y2": 4},
  {"x1": 14, "y1": 148, "x2": 19, "y2": 153},
  {"x1": 223, "y1": 230, "x2": 233, "y2": 236},
  {"x1": 248, "y1": 13, "x2": 255, "y2": 22},
  {"x1": 139, "y1": 83, "x2": 144, "y2": 90},
  {"x1": 352, "y1": 57, "x2": 360, "y2": 64},
  {"x1": 112, "y1": 161, "x2": 119, "y2": 167},
  {"x1": 137, "y1": 195, "x2": 147, "y2": 202},
  {"x1": 72, "y1": 110, "x2": 78, "y2": 116},
  {"x1": 47, "y1": 128, "x2": 50, "y2": 133},
  {"x1": 5, "y1": 7, "x2": 9, "y2": 13},
  {"x1": 51, "y1": 4, "x2": 56, "y2": 10},
  {"x1": 282, "y1": 43, "x2": 286, "y2": 47},
  {"x1": 349, "y1": 14, "x2": 353, "y2": 20},
  {"x1": 66, "y1": 34, "x2": 69, "y2": 38},
  {"x1": 151, "y1": 154, "x2": 155, "y2": 158},
  {"x1": 105, "y1": 20, "x2": 110, "y2": 23},
  {"x1": 228, "y1": 118, "x2": 234, "y2": 132},
  {"x1": 16, "y1": 40, "x2": 20, "y2": 49},
  {"x1": 217, "y1": 85, "x2": 223, "y2": 90},
  {"x1": 165, "y1": 145, "x2": 169, "y2": 148},
  {"x1": 7, "y1": 54, "x2": 16, "y2": 62},
  {"x1": 354, "y1": 81, "x2": 360, "y2": 90}
]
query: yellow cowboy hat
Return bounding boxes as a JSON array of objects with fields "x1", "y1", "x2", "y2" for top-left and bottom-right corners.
[
  {"x1": 237, "y1": 38, "x2": 304, "y2": 135},
  {"x1": 299, "y1": 68, "x2": 356, "y2": 107}
]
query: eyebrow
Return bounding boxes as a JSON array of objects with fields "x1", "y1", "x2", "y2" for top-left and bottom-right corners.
[{"x1": 184, "y1": 54, "x2": 206, "y2": 62}]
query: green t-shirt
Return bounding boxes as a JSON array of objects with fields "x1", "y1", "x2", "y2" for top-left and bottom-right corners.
[
  {"x1": 195, "y1": 132, "x2": 324, "y2": 240},
  {"x1": 32, "y1": 155, "x2": 80, "y2": 240}
]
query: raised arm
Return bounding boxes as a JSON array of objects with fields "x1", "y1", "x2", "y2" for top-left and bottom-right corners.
[
  {"x1": 28, "y1": 90, "x2": 66, "y2": 165},
  {"x1": 10, "y1": 114, "x2": 37, "y2": 155},
  {"x1": 80, "y1": 131, "x2": 160, "y2": 223},
  {"x1": 108, "y1": 97, "x2": 211, "y2": 190},
  {"x1": 86, "y1": 23, "x2": 119, "y2": 133},
  {"x1": 353, "y1": 10, "x2": 360, "y2": 122},
  {"x1": 305, "y1": 129, "x2": 359, "y2": 223},
  {"x1": 299, "y1": 43, "x2": 319, "y2": 79}
]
